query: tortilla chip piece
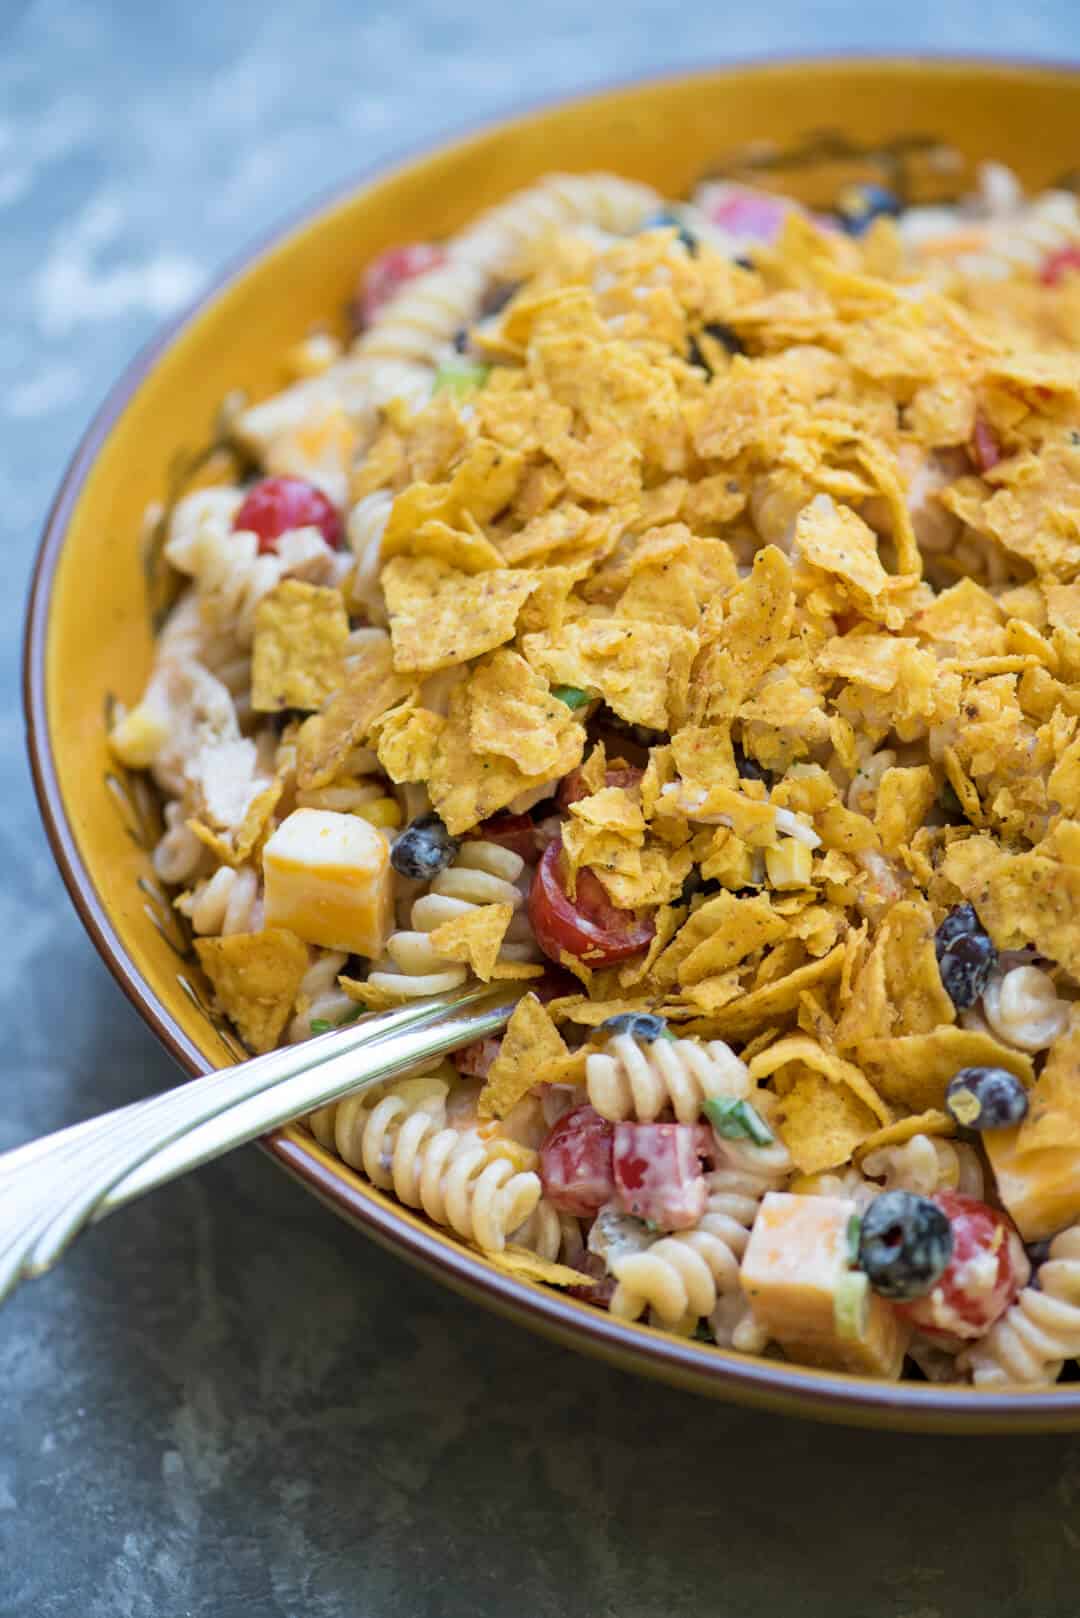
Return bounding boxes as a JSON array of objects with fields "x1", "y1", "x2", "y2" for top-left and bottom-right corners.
[
  {"x1": 478, "y1": 993, "x2": 568, "y2": 1119},
  {"x1": 942, "y1": 828, "x2": 1080, "y2": 977},
  {"x1": 383, "y1": 556, "x2": 539, "y2": 675},
  {"x1": 685, "y1": 942, "x2": 846, "y2": 1041},
  {"x1": 875, "y1": 766, "x2": 936, "y2": 857},
  {"x1": 773, "y1": 1065, "x2": 881, "y2": 1174},
  {"x1": 796, "y1": 494, "x2": 892, "y2": 609},
  {"x1": 482, "y1": 1247, "x2": 595, "y2": 1288},
  {"x1": 195, "y1": 927, "x2": 308, "y2": 1054},
  {"x1": 469, "y1": 650, "x2": 582, "y2": 777},
  {"x1": 749, "y1": 1034, "x2": 890, "y2": 1125},
  {"x1": 523, "y1": 618, "x2": 697, "y2": 731},
  {"x1": 372, "y1": 703, "x2": 445, "y2": 783},
  {"x1": 857, "y1": 1029, "x2": 1033, "y2": 1114},
  {"x1": 251, "y1": 580, "x2": 349, "y2": 713},
  {"x1": 669, "y1": 892, "x2": 788, "y2": 987},
  {"x1": 296, "y1": 636, "x2": 415, "y2": 791},
  {"x1": 855, "y1": 1110, "x2": 955, "y2": 1161},
  {"x1": 690, "y1": 545, "x2": 793, "y2": 722},
  {"x1": 1010, "y1": 1012, "x2": 1080, "y2": 1155},
  {"x1": 429, "y1": 903, "x2": 513, "y2": 982},
  {"x1": 428, "y1": 665, "x2": 584, "y2": 835},
  {"x1": 884, "y1": 899, "x2": 956, "y2": 1037}
]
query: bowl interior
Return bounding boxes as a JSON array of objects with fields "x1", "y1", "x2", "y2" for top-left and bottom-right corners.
[{"x1": 27, "y1": 55, "x2": 1080, "y2": 1430}]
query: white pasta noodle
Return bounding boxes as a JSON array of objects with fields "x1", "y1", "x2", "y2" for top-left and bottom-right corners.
[
  {"x1": 510, "y1": 1201, "x2": 583, "y2": 1266},
  {"x1": 586, "y1": 1033, "x2": 751, "y2": 1124},
  {"x1": 152, "y1": 799, "x2": 207, "y2": 887},
  {"x1": 980, "y1": 965, "x2": 1070, "y2": 1053},
  {"x1": 309, "y1": 1085, "x2": 541, "y2": 1251},
  {"x1": 176, "y1": 863, "x2": 261, "y2": 936},
  {"x1": 346, "y1": 490, "x2": 394, "y2": 627},
  {"x1": 366, "y1": 840, "x2": 537, "y2": 999},
  {"x1": 287, "y1": 950, "x2": 355, "y2": 1043},
  {"x1": 609, "y1": 1138, "x2": 791, "y2": 1330},
  {"x1": 860, "y1": 1133, "x2": 985, "y2": 1199},
  {"x1": 966, "y1": 1226, "x2": 1080, "y2": 1387}
]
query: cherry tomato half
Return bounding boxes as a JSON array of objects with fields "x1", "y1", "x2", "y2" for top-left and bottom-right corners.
[
  {"x1": 971, "y1": 415, "x2": 1002, "y2": 473},
  {"x1": 1040, "y1": 244, "x2": 1080, "y2": 286},
  {"x1": 528, "y1": 837, "x2": 655, "y2": 966},
  {"x1": 897, "y1": 1191, "x2": 1029, "y2": 1342},
  {"x1": 540, "y1": 1104, "x2": 615, "y2": 1216},
  {"x1": 233, "y1": 476, "x2": 343, "y2": 554},
  {"x1": 356, "y1": 242, "x2": 447, "y2": 327},
  {"x1": 557, "y1": 765, "x2": 644, "y2": 812}
]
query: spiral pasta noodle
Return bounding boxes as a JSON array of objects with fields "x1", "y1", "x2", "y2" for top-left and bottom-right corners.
[
  {"x1": 609, "y1": 1138, "x2": 791, "y2": 1329},
  {"x1": 860, "y1": 1134, "x2": 985, "y2": 1199},
  {"x1": 586, "y1": 1033, "x2": 751, "y2": 1124},
  {"x1": 287, "y1": 949, "x2": 356, "y2": 1043},
  {"x1": 310, "y1": 1083, "x2": 541, "y2": 1251},
  {"x1": 980, "y1": 965, "x2": 1070, "y2": 1053},
  {"x1": 366, "y1": 840, "x2": 535, "y2": 998},
  {"x1": 965, "y1": 1226, "x2": 1080, "y2": 1387},
  {"x1": 176, "y1": 864, "x2": 262, "y2": 936},
  {"x1": 346, "y1": 490, "x2": 394, "y2": 627}
]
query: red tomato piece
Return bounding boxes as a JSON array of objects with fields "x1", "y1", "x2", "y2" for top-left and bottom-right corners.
[
  {"x1": 704, "y1": 186, "x2": 793, "y2": 243},
  {"x1": 971, "y1": 414, "x2": 1001, "y2": 473},
  {"x1": 528, "y1": 838, "x2": 655, "y2": 966},
  {"x1": 233, "y1": 477, "x2": 343, "y2": 554},
  {"x1": 612, "y1": 1122, "x2": 707, "y2": 1230},
  {"x1": 1040, "y1": 244, "x2": 1080, "y2": 286},
  {"x1": 556, "y1": 765, "x2": 644, "y2": 811},
  {"x1": 453, "y1": 1036, "x2": 502, "y2": 1080},
  {"x1": 474, "y1": 813, "x2": 539, "y2": 863},
  {"x1": 897, "y1": 1191, "x2": 1030, "y2": 1342},
  {"x1": 539, "y1": 1105, "x2": 615, "y2": 1216},
  {"x1": 356, "y1": 242, "x2": 447, "y2": 327}
]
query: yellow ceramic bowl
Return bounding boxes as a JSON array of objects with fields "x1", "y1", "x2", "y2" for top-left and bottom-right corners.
[{"x1": 26, "y1": 56, "x2": 1080, "y2": 1431}]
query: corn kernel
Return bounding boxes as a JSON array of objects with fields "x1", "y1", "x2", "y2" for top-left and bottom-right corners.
[
  {"x1": 285, "y1": 332, "x2": 343, "y2": 379},
  {"x1": 484, "y1": 1138, "x2": 540, "y2": 1174},
  {"x1": 108, "y1": 702, "x2": 169, "y2": 769},
  {"x1": 355, "y1": 797, "x2": 402, "y2": 829},
  {"x1": 765, "y1": 837, "x2": 813, "y2": 890}
]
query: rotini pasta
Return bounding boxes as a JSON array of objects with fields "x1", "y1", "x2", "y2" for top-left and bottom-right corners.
[
  {"x1": 366, "y1": 840, "x2": 535, "y2": 999},
  {"x1": 287, "y1": 949, "x2": 355, "y2": 1043},
  {"x1": 309, "y1": 1080, "x2": 541, "y2": 1251},
  {"x1": 609, "y1": 1139, "x2": 791, "y2": 1331},
  {"x1": 860, "y1": 1134, "x2": 985, "y2": 1200},
  {"x1": 586, "y1": 1034, "x2": 751, "y2": 1124},
  {"x1": 176, "y1": 863, "x2": 262, "y2": 936},
  {"x1": 966, "y1": 1227, "x2": 1080, "y2": 1386}
]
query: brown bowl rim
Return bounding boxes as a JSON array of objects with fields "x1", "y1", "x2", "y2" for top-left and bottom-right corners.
[{"x1": 24, "y1": 53, "x2": 1080, "y2": 1431}]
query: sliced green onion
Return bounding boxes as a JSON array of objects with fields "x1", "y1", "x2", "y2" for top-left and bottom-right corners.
[
  {"x1": 703, "y1": 1096, "x2": 775, "y2": 1146},
  {"x1": 310, "y1": 1018, "x2": 332, "y2": 1034},
  {"x1": 551, "y1": 684, "x2": 592, "y2": 711},
  {"x1": 433, "y1": 360, "x2": 490, "y2": 397},
  {"x1": 657, "y1": 1027, "x2": 678, "y2": 1043},
  {"x1": 834, "y1": 1270, "x2": 870, "y2": 1341},
  {"x1": 846, "y1": 1213, "x2": 862, "y2": 1267}
]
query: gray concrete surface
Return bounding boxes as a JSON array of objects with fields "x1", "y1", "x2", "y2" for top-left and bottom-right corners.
[{"x1": 3, "y1": 3, "x2": 1080, "y2": 1614}]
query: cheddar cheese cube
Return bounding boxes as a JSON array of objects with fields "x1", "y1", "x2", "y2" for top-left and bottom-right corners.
[
  {"x1": 262, "y1": 807, "x2": 393, "y2": 958},
  {"x1": 740, "y1": 1192, "x2": 910, "y2": 1379},
  {"x1": 984, "y1": 1127, "x2": 1080, "y2": 1242}
]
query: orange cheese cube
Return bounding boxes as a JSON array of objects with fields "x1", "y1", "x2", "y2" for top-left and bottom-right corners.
[
  {"x1": 740, "y1": 1192, "x2": 910, "y2": 1379},
  {"x1": 262, "y1": 807, "x2": 393, "y2": 958},
  {"x1": 984, "y1": 1127, "x2": 1080, "y2": 1242}
]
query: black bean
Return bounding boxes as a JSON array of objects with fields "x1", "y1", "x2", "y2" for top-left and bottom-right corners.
[
  {"x1": 599, "y1": 1012, "x2": 670, "y2": 1043},
  {"x1": 945, "y1": 1066, "x2": 1029, "y2": 1131},
  {"x1": 735, "y1": 744, "x2": 771, "y2": 786},
  {"x1": 934, "y1": 903, "x2": 998, "y2": 1010},
  {"x1": 641, "y1": 209, "x2": 698, "y2": 254},
  {"x1": 857, "y1": 1191, "x2": 954, "y2": 1301},
  {"x1": 452, "y1": 327, "x2": 469, "y2": 354},
  {"x1": 835, "y1": 182, "x2": 903, "y2": 236},
  {"x1": 389, "y1": 813, "x2": 459, "y2": 880},
  {"x1": 703, "y1": 320, "x2": 745, "y2": 355}
]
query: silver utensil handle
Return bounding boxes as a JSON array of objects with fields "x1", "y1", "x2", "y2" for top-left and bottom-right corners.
[{"x1": 0, "y1": 981, "x2": 524, "y2": 1305}]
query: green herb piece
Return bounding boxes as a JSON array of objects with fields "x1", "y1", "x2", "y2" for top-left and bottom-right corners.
[
  {"x1": 846, "y1": 1213, "x2": 862, "y2": 1267},
  {"x1": 703, "y1": 1096, "x2": 775, "y2": 1146},
  {"x1": 833, "y1": 1270, "x2": 870, "y2": 1341},
  {"x1": 309, "y1": 1019, "x2": 332, "y2": 1034},
  {"x1": 433, "y1": 360, "x2": 490, "y2": 397},
  {"x1": 657, "y1": 1027, "x2": 678, "y2": 1042},
  {"x1": 551, "y1": 684, "x2": 592, "y2": 711}
]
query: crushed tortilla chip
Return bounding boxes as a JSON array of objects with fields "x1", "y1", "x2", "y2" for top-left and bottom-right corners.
[
  {"x1": 251, "y1": 580, "x2": 349, "y2": 713},
  {"x1": 478, "y1": 993, "x2": 568, "y2": 1118},
  {"x1": 481, "y1": 1247, "x2": 595, "y2": 1287},
  {"x1": 429, "y1": 903, "x2": 513, "y2": 981},
  {"x1": 383, "y1": 556, "x2": 538, "y2": 674},
  {"x1": 857, "y1": 1029, "x2": 1033, "y2": 1114},
  {"x1": 195, "y1": 928, "x2": 308, "y2": 1054}
]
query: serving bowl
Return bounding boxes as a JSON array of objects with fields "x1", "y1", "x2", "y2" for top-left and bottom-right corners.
[{"x1": 25, "y1": 55, "x2": 1080, "y2": 1431}]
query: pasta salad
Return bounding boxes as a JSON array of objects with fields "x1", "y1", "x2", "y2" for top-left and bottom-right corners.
[{"x1": 110, "y1": 163, "x2": 1080, "y2": 1386}]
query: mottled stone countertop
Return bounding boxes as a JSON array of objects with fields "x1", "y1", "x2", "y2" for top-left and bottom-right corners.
[{"x1": 4, "y1": 4, "x2": 1080, "y2": 1614}]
